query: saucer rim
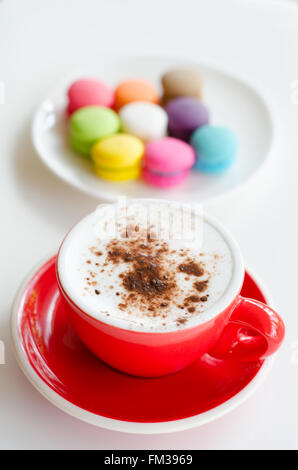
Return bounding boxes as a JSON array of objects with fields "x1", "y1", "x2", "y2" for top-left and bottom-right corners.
[{"x1": 11, "y1": 254, "x2": 275, "y2": 434}]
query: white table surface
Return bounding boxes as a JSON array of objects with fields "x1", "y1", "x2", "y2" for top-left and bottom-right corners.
[{"x1": 0, "y1": 0, "x2": 297, "y2": 450}]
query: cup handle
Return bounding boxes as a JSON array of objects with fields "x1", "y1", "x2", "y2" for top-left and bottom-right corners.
[{"x1": 209, "y1": 297, "x2": 285, "y2": 362}]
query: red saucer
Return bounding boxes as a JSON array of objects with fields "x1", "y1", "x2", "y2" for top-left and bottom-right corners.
[{"x1": 12, "y1": 256, "x2": 272, "y2": 431}]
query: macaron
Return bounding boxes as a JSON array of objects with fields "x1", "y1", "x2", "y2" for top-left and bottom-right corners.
[
  {"x1": 70, "y1": 106, "x2": 120, "y2": 156},
  {"x1": 142, "y1": 137, "x2": 195, "y2": 188},
  {"x1": 67, "y1": 79, "x2": 114, "y2": 115},
  {"x1": 161, "y1": 68, "x2": 203, "y2": 104},
  {"x1": 119, "y1": 102, "x2": 168, "y2": 142},
  {"x1": 165, "y1": 97, "x2": 209, "y2": 142},
  {"x1": 114, "y1": 79, "x2": 159, "y2": 111},
  {"x1": 91, "y1": 133, "x2": 144, "y2": 181},
  {"x1": 190, "y1": 125, "x2": 238, "y2": 173}
]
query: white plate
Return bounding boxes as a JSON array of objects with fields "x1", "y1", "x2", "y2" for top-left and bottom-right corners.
[{"x1": 32, "y1": 56, "x2": 275, "y2": 203}]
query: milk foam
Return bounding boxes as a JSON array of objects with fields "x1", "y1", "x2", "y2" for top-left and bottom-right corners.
[{"x1": 58, "y1": 201, "x2": 235, "y2": 331}]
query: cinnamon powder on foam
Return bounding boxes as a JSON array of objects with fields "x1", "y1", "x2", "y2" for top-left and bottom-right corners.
[{"x1": 93, "y1": 227, "x2": 211, "y2": 325}]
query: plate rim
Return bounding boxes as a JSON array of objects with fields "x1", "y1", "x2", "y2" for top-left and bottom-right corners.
[
  {"x1": 31, "y1": 54, "x2": 277, "y2": 204},
  {"x1": 11, "y1": 253, "x2": 275, "y2": 434}
]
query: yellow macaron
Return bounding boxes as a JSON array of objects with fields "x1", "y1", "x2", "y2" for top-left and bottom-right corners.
[{"x1": 91, "y1": 133, "x2": 144, "y2": 181}]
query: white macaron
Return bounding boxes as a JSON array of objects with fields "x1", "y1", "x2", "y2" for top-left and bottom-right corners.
[{"x1": 119, "y1": 101, "x2": 168, "y2": 142}]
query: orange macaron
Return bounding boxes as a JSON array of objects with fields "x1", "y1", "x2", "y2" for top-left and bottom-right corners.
[{"x1": 114, "y1": 79, "x2": 159, "y2": 111}]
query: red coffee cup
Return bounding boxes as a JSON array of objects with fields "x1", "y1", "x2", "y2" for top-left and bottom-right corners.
[{"x1": 56, "y1": 200, "x2": 285, "y2": 377}]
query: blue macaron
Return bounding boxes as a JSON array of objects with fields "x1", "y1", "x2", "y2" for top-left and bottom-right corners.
[{"x1": 190, "y1": 125, "x2": 238, "y2": 173}]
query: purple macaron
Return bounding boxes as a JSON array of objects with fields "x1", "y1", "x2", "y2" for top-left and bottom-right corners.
[{"x1": 165, "y1": 96, "x2": 209, "y2": 141}]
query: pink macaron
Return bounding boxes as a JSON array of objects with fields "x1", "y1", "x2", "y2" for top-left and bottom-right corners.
[
  {"x1": 67, "y1": 78, "x2": 114, "y2": 115},
  {"x1": 142, "y1": 137, "x2": 195, "y2": 188}
]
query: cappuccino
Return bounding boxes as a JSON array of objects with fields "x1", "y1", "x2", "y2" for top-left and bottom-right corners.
[{"x1": 58, "y1": 201, "x2": 233, "y2": 331}]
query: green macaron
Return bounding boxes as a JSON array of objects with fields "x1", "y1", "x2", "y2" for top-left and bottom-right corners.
[{"x1": 70, "y1": 106, "x2": 120, "y2": 156}]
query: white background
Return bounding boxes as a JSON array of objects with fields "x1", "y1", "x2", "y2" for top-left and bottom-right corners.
[{"x1": 0, "y1": 0, "x2": 297, "y2": 450}]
